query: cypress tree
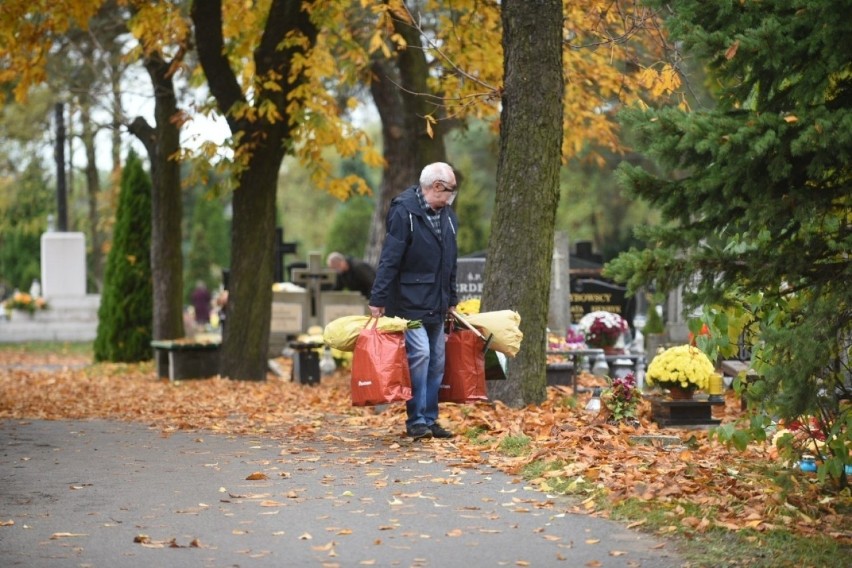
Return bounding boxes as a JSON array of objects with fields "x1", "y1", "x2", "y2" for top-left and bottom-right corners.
[
  {"x1": 94, "y1": 151, "x2": 153, "y2": 362},
  {"x1": 606, "y1": 1, "x2": 851, "y2": 482}
]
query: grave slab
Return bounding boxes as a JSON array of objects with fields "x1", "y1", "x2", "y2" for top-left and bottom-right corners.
[{"x1": 649, "y1": 396, "x2": 724, "y2": 427}]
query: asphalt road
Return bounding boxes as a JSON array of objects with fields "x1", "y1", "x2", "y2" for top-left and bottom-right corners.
[{"x1": 0, "y1": 419, "x2": 682, "y2": 567}]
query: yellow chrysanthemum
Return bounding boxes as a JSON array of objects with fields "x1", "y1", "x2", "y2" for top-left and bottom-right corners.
[
  {"x1": 646, "y1": 344, "x2": 715, "y2": 390},
  {"x1": 456, "y1": 298, "x2": 481, "y2": 315}
]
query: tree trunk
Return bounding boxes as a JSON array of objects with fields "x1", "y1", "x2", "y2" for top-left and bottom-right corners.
[
  {"x1": 393, "y1": 6, "x2": 447, "y2": 165},
  {"x1": 110, "y1": 65, "x2": 123, "y2": 176},
  {"x1": 54, "y1": 103, "x2": 68, "y2": 232},
  {"x1": 482, "y1": 0, "x2": 564, "y2": 407},
  {"x1": 363, "y1": 58, "x2": 418, "y2": 265},
  {"x1": 79, "y1": 100, "x2": 103, "y2": 290},
  {"x1": 128, "y1": 51, "x2": 185, "y2": 342},
  {"x1": 364, "y1": 6, "x2": 447, "y2": 265},
  {"x1": 191, "y1": 0, "x2": 317, "y2": 379},
  {"x1": 220, "y1": 145, "x2": 281, "y2": 379}
]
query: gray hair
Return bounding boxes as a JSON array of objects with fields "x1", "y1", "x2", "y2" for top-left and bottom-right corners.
[
  {"x1": 419, "y1": 162, "x2": 454, "y2": 189},
  {"x1": 327, "y1": 251, "x2": 345, "y2": 268}
]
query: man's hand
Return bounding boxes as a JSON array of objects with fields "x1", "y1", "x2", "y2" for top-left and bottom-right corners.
[{"x1": 369, "y1": 305, "x2": 385, "y2": 318}]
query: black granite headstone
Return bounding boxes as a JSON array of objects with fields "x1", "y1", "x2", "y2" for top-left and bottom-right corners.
[
  {"x1": 456, "y1": 257, "x2": 486, "y2": 302},
  {"x1": 569, "y1": 278, "x2": 636, "y2": 328}
]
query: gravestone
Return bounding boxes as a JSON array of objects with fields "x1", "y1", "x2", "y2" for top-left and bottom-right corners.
[
  {"x1": 456, "y1": 257, "x2": 485, "y2": 302},
  {"x1": 41, "y1": 232, "x2": 86, "y2": 297},
  {"x1": 319, "y1": 291, "x2": 367, "y2": 326},
  {"x1": 271, "y1": 290, "x2": 310, "y2": 333},
  {"x1": 666, "y1": 270, "x2": 707, "y2": 344},
  {"x1": 548, "y1": 232, "x2": 571, "y2": 333},
  {"x1": 457, "y1": 240, "x2": 572, "y2": 333},
  {"x1": 0, "y1": 231, "x2": 101, "y2": 343},
  {"x1": 290, "y1": 252, "x2": 338, "y2": 328},
  {"x1": 569, "y1": 277, "x2": 636, "y2": 328},
  {"x1": 269, "y1": 288, "x2": 310, "y2": 356},
  {"x1": 667, "y1": 284, "x2": 689, "y2": 343}
]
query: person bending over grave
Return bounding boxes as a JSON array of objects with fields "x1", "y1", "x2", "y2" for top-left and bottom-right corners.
[
  {"x1": 326, "y1": 252, "x2": 376, "y2": 300},
  {"x1": 369, "y1": 162, "x2": 459, "y2": 440}
]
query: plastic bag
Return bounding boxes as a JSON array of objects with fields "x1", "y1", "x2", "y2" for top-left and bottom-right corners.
[
  {"x1": 440, "y1": 327, "x2": 488, "y2": 403},
  {"x1": 350, "y1": 319, "x2": 412, "y2": 406}
]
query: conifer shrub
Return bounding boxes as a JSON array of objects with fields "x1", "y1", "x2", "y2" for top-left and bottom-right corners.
[{"x1": 93, "y1": 151, "x2": 152, "y2": 362}]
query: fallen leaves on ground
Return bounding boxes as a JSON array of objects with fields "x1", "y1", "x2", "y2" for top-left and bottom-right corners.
[
  {"x1": 133, "y1": 534, "x2": 203, "y2": 548},
  {"x1": 50, "y1": 532, "x2": 88, "y2": 539},
  {"x1": 0, "y1": 350, "x2": 849, "y2": 546}
]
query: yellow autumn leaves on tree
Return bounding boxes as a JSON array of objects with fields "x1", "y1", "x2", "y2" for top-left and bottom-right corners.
[{"x1": 1, "y1": 0, "x2": 684, "y2": 196}]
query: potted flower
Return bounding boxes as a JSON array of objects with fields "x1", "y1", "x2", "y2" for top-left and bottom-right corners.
[
  {"x1": 578, "y1": 311, "x2": 628, "y2": 352},
  {"x1": 601, "y1": 372, "x2": 641, "y2": 423},
  {"x1": 3, "y1": 291, "x2": 49, "y2": 318},
  {"x1": 645, "y1": 344, "x2": 716, "y2": 399}
]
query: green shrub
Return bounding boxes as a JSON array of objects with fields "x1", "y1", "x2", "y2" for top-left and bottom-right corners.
[{"x1": 93, "y1": 152, "x2": 153, "y2": 362}]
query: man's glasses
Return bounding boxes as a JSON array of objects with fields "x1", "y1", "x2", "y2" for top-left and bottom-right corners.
[{"x1": 435, "y1": 180, "x2": 457, "y2": 193}]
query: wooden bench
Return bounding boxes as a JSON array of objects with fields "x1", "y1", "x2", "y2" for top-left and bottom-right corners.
[{"x1": 151, "y1": 339, "x2": 220, "y2": 380}]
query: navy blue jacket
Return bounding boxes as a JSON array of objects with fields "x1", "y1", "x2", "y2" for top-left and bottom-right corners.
[{"x1": 369, "y1": 185, "x2": 458, "y2": 324}]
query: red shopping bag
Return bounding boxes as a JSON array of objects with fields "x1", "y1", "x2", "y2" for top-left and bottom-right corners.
[
  {"x1": 440, "y1": 326, "x2": 488, "y2": 403},
  {"x1": 350, "y1": 319, "x2": 412, "y2": 406}
]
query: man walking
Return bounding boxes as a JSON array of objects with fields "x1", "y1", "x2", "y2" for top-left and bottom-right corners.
[{"x1": 369, "y1": 162, "x2": 459, "y2": 440}]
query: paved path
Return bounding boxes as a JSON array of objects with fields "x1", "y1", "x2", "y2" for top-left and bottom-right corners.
[{"x1": 0, "y1": 419, "x2": 681, "y2": 567}]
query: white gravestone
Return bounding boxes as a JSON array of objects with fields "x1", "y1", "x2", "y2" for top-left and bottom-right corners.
[{"x1": 41, "y1": 232, "x2": 87, "y2": 297}]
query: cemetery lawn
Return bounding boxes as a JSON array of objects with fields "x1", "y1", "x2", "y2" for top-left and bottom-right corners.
[
  {"x1": 0, "y1": 341, "x2": 93, "y2": 356},
  {"x1": 0, "y1": 345, "x2": 849, "y2": 567}
]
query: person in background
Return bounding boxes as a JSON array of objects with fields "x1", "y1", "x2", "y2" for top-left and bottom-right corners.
[
  {"x1": 326, "y1": 252, "x2": 376, "y2": 300},
  {"x1": 190, "y1": 280, "x2": 212, "y2": 325},
  {"x1": 368, "y1": 162, "x2": 459, "y2": 440},
  {"x1": 213, "y1": 289, "x2": 228, "y2": 332}
]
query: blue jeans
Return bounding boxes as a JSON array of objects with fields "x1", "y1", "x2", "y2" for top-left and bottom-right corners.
[{"x1": 404, "y1": 323, "x2": 446, "y2": 430}]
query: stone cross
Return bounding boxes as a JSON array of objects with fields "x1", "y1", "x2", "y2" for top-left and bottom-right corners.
[
  {"x1": 290, "y1": 252, "x2": 338, "y2": 326},
  {"x1": 274, "y1": 226, "x2": 298, "y2": 283}
]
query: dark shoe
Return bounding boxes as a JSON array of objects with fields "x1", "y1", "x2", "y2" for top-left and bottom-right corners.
[
  {"x1": 407, "y1": 424, "x2": 433, "y2": 440},
  {"x1": 429, "y1": 424, "x2": 454, "y2": 439}
]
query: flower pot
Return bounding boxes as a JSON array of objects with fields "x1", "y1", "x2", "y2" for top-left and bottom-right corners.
[{"x1": 667, "y1": 384, "x2": 695, "y2": 400}]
